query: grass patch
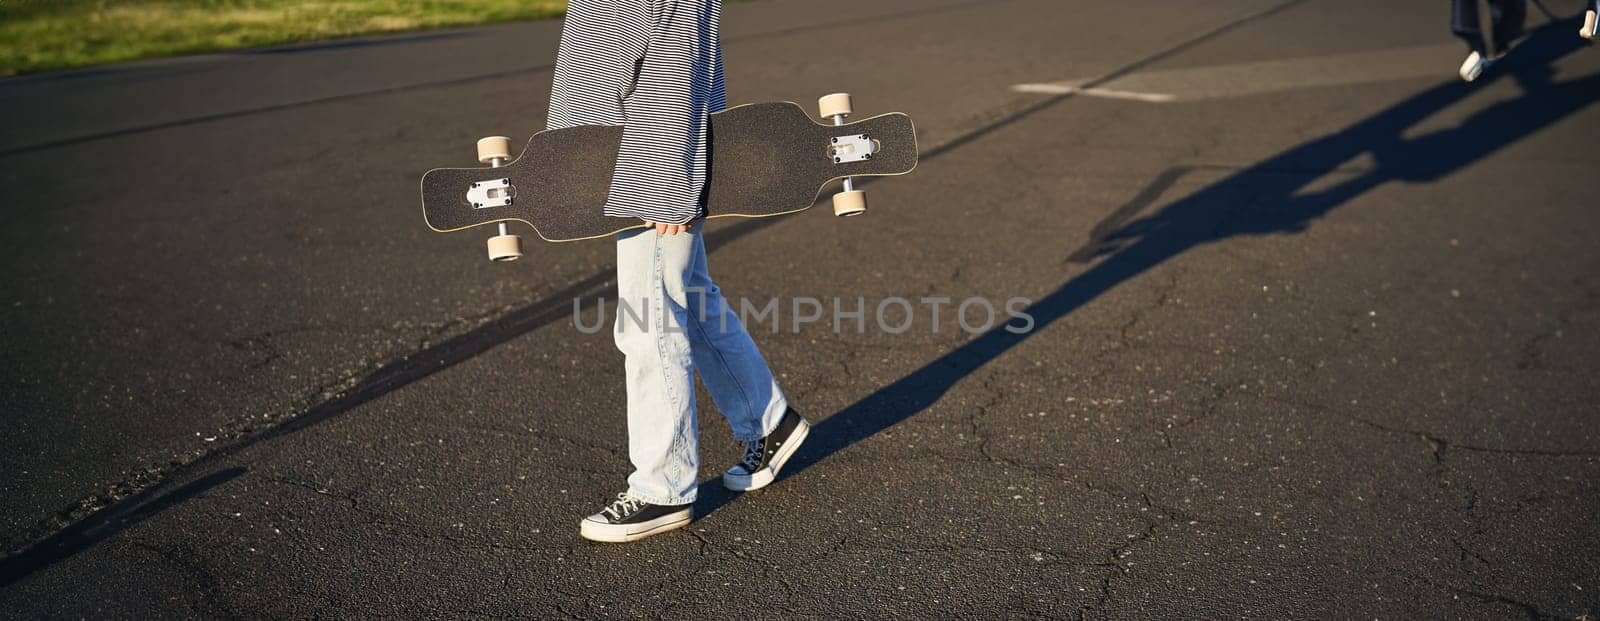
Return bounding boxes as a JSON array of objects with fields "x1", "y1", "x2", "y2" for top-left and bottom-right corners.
[{"x1": 0, "y1": 0, "x2": 569, "y2": 76}]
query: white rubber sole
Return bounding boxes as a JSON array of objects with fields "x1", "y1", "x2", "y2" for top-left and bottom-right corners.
[
  {"x1": 722, "y1": 418, "x2": 810, "y2": 492},
  {"x1": 1582, "y1": 10, "x2": 1598, "y2": 40},
  {"x1": 578, "y1": 508, "x2": 692, "y2": 543}
]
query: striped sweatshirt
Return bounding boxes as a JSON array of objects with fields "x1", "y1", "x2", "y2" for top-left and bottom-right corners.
[{"x1": 545, "y1": 0, "x2": 726, "y2": 225}]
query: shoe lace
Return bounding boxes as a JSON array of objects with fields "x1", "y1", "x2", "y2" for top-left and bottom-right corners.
[
  {"x1": 739, "y1": 438, "x2": 765, "y2": 472},
  {"x1": 602, "y1": 493, "x2": 645, "y2": 520}
]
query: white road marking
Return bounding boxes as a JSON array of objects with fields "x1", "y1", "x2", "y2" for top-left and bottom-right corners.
[
  {"x1": 1013, "y1": 43, "x2": 1462, "y2": 103},
  {"x1": 1010, "y1": 84, "x2": 1176, "y2": 102}
]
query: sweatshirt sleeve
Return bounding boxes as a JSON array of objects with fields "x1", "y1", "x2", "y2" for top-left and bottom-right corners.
[{"x1": 604, "y1": 0, "x2": 726, "y2": 224}]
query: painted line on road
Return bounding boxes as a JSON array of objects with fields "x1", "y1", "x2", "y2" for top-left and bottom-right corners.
[
  {"x1": 1014, "y1": 43, "x2": 1462, "y2": 103},
  {"x1": 1010, "y1": 84, "x2": 1176, "y2": 102}
]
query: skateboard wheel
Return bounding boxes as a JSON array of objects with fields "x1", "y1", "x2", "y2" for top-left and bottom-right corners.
[
  {"x1": 832, "y1": 190, "x2": 867, "y2": 217},
  {"x1": 818, "y1": 93, "x2": 853, "y2": 119},
  {"x1": 486, "y1": 233, "x2": 523, "y2": 262},
  {"x1": 477, "y1": 136, "x2": 512, "y2": 164}
]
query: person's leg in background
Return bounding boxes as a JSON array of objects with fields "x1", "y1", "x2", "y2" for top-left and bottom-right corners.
[
  {"x1": 1488, "y1": 0, "x2": 1527, "y2": 53},
  {"x1": 1452, "y1": 0, "x2": 1527, "y2": 81},
  {"x1": 1454, "y1": 0, "x2": 1488, "y2": 55},
  {"x1": 1453, "y1": 0, "x2": 1493, "y2": 81}
]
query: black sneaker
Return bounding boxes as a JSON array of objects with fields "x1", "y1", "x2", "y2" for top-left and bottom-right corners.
[
  {"x1": 722, "y1": 407, "x2": 810, "y2": 491},
  {"x1": 579, "y1": 493, "x2": 692, "y2": 543}
]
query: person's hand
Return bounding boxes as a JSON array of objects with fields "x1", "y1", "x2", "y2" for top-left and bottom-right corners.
[{"x1": 644, "y1": 220, "x2": 690, "y2": 236}]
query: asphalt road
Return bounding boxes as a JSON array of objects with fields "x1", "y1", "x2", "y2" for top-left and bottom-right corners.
[{"x1": 2, "y1": 0, "x2": 1599, "y2": 616}]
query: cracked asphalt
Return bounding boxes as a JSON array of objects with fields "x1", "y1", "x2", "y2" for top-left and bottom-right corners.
[{"x1": 3, "y1": 0, "x2": 1599, "y2": 617}]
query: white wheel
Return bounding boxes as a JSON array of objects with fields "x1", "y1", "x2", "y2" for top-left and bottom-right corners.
[
  {"x1": 832, "y1": 190, "x2": 866, "y2": 217},
  {"x1": 477, "y1": 136, "x2": 512, "y2": 164},
  {"x1": 818, "y1": 93, "x2": 854, "y2": 119},
  {"x1": 486, "y1": 233, "x2": 523, "y2": 262}
]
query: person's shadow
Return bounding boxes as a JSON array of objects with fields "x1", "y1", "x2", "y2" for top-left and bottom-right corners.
[{"x1": 696, "y1": 18, "x2": 1600, "y2": 515}]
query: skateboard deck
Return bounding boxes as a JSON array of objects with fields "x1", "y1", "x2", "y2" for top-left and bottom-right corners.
[{"x1": 420, "y1": 101, "x2": 918, "y2": 243}]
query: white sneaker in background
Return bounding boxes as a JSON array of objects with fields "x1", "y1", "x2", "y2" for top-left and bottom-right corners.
[
  {"x1": 1581, "y1": 9, "x2": 1598, "y2": 40},
  {"x1": 1459, "y1": 50, "x2": 1488, "y2": 82}
]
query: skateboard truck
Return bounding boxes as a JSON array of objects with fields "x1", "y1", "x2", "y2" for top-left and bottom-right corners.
[
  {"x1": 467, "y1": 178, "x2": 513, "y2": 209},
  {"x1": 828, "y1": 134, "x2": 876, "y2": 164},
  {"x1": 818, "y1": 93, "x2": 868, "y2": 217},
  {"x1": 475, "y1": 136, "x2": 523, "y2": 262}
]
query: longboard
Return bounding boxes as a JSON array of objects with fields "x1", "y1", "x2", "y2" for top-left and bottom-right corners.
[{"x1": 420, "y1": 94, "x2": 918, "y2": 261}]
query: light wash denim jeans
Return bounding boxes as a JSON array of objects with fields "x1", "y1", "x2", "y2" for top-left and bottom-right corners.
[{"x1": 614, "y1": 222, "x2": 788, "y2": 505}]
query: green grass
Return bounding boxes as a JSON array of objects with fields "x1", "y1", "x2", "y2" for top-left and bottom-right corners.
[{"x1": 0, "y1": 0, "x2": 569, "y2": 76}]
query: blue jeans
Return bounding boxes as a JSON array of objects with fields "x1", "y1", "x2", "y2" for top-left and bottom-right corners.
[{"x1": 613, "y1": 222, "x2": 788, "y2": 505}]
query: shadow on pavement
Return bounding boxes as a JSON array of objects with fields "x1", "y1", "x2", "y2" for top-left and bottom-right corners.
[
  {"x1": 696, "y1": 18, "x2": 1600, "y2": 518},
  {"x1": 0, "y1": 467, "x2": 248, "y2": 588}
]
